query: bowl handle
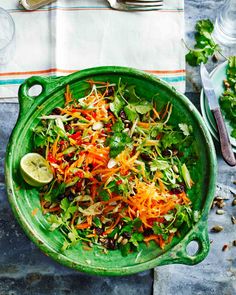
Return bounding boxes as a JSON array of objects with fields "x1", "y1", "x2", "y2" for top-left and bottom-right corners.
[
  {"x1": 162, "y1": 220, "x2": 210, "y2": 266},
  {"x1": 18, "y1": 76, "x2": 65, "y2": 115}
]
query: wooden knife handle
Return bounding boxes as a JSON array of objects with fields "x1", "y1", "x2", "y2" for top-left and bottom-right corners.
[{"x1": 212, "y1": 108, "x2": 236, "y2": 166}]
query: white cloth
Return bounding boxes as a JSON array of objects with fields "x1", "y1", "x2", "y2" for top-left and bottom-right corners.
[{"x1": 0, "y1": 0, "x2": 185, "y2": 100}]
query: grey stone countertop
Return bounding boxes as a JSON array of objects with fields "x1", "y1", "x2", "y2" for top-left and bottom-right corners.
[{"x1": 0, "y1": 0, "x2": 236, "y2": 294}]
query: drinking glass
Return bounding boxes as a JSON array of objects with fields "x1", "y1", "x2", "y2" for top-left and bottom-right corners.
[
  {"x1": 0, "y1": 7, "x2": 15, "y2": 65},
  {"x1": 213, "y1": 0, "x2": 236, "y2": 46}
]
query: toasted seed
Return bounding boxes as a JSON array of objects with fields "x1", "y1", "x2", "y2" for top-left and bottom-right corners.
[
  {"x1": 172, "y1": 165, "x2": 179, "y2": 174},
  {"x1": 211, "y1": 225, "x2": 224, "y2": 233},
  {"x1": 216, "y1": 201, "x2": 226, "y2": 209},
  {"x1": 232, "y1": 199, "x2": 236, "y2": 206},
  {"x1": 214, "y1": 196, "x2": 223, "y2": 201},
  {"x1": 92, "y1": 121, "x2": 104, "y2": 131},
  {"x1": 233, "y1": 240, "x2": 236, "y2": 247},
  {"x1": 89, "y1": 242, "x2": 93, "y2": 248},
  {"x1": 114, "y1": 233, "x2": 118, "y2": 240},
  {"x1": 222, "y1": 244, "x2": 229, "y2": 251},
  {"x1": 216, "y1": 209, "x2": 225, "y2": 215},
  {"x1": 211, "y1": 201, "x2": 216, "y2": 209},
  {"x1": 117, "y1": 236, "x2": 123, "y2": 244},
  {"x1": 231, "y1": 215, "x2": 236, "y2": 224},
  {"x1": 121, "y1": 238, "x2": 128, "y2": 245}
]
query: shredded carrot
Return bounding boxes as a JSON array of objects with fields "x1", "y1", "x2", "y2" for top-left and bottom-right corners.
[
  {"x1": 103, "y1": 215, "x2": 121, "y2": 235},
  {"x1": 65, "y1": 85, "x2": 73, "y2": 105},
  {"x1": 75, "y1": 223, "x2": 90, "y2": 229}
]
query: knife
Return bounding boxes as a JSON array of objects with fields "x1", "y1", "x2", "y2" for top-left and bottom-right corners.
[{"x1": 200, "y1": 62, "x2": 236, "y2": 166}]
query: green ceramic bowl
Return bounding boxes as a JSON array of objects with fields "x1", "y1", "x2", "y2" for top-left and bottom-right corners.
[{"x1": 5, "y1": 66, "x2": 217, "y2": 276}]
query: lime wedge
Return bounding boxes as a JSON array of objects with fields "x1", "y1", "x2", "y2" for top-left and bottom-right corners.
[{"x1": 20, "y1": 153, "x2": 53, "y2": 187}]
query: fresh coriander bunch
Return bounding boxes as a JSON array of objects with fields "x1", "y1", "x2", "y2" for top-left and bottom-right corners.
[{"x1": 186, "y1": 19, "x2": 221, "y2": 67}]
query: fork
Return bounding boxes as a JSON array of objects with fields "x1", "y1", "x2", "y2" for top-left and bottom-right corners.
[{"x1": 107, "y1": 0, "x2": 163, "y2": 11}]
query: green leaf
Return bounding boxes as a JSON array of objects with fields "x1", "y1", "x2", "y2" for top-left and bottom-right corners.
[
  {"x1": 178, "y1": 123, "x2": 192, "y2": 136},
  {"x1": 120, "y1": 242, "x2": 131, "y2": 257},
  {"x1": 106, "y1": 132, "x2": 132, "y2": 158},
  {"x1": 124, "y1": 104, "x2": 138, "y2": 122},
  {"x1": 185, "y1": 19, "x2": 220, "y2": 67},
  {"x1": 196, "y1": 19, "x2": 214, "y2": 34},
  {"x1": 161, "y1": 131, "x2": 183, "y2": 149},
  {"x1": 231, "y1": 128, "x2": 236, "y2": 139},
  {"x1": 129, "y1": 232, "x2": 144, "y2": 247},
  {"x1": 186, "y1": 49, "x2": 208, "y2": 67},
  {"x1": 124, "y1": 85, "x2": 141, "y2": 103},
  {"x1": 34, "y1": 134, "x2": 47, "y2": 148},
  {"x1": 47, "y1": 215, "x2": 63, "y2": 231},
  {"x1": 110, "y1": 94, "x2": 125, "y2": 117},
  {"x1": 150, "y1": 159, "x2": 170, "y2": 172},
  {"x1": 150, "y1": 123, "x2": 164, "y2": 138},
  {"x1": 132, "y1": 218, "x2": 142, "y2": 230},
  {"x1": 60, "y1": 197, "x2": 70, "y2": 212},
  {"x1": 44, "y1": 182, "x2": 66, "y2": 202},
  {"x1": 93, "y1": 216, "x2": 102, "y2": 228},
  {"x1": 112, "y1": 118, "x2": 124, "y2": 132},
  {"x1": 131, "y1": 101, "x2": 153, "y2": 115},
  {"x1": 228, "y1": 56, "x2": 236, "y2": 68},
  {"x1": 99, "y1": 189, "x2": 110, "y2": 201},
  {"x1": 61, "y1": 239, "x2": 70, "y2": 251}
]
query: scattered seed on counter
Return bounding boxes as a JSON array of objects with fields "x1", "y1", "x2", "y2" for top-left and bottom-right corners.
[
  {"x1": 231, "y1": 216, "x2": 236, "y2": 225},
  {"x1": 211, "y1": 197, "x2": 226, "y2": 209},
  {"x1": 211, "y1": 225, "x2": 224, "y2": 233},
  {"x1": 216, "y1": 209, "x2": 225, "y2": 215},
  {"x1": 233, "y1": 240, "x2": 236, "y2": 247},
  {"x1": 232, "y1": 199, "x2": 236, "y2": 206},
  {"x1": 216, "y1": 201, "x2": 226, "y2": 209},
  {"x1": 222, "y1": 244, "x2": 229, "y2": 252}
]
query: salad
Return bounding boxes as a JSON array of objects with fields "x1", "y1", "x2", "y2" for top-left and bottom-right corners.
[
  {"x1": 220, "y1": 56, "x2": 236, "y2": 139},
  {"x1": 32, "y1": 79, "x2": 197, "y2": 256}
]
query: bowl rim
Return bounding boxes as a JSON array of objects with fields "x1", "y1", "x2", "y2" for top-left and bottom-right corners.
[{"x1": 5, "y1": 66, "x2": 217, "y2": 276}]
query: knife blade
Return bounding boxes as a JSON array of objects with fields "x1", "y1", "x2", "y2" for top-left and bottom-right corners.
[{"x1": 200, "y1": 62, "x2": 236, "y2": 166}]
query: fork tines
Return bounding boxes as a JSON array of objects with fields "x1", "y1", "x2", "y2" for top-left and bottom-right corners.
[{"x1": 120, "y1": 0, "x2": 163, "y2": 8}]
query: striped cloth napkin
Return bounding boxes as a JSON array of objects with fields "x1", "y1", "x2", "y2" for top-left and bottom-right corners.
[{"x1": 0, "y1": 0, "x2": 185, "y2": 101}]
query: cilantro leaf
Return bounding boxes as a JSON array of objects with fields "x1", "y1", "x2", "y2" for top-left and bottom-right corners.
[
  {"x1": 161, "y1": 131, "x2": 183, "y2": 149},
  {"x1": 185, "y1": 19, "x2": 220, "y2": 67},
  {"x1": 47, "y1": 215, "x2": 63, "y2": 231},
  {"x1": 129, "y1": 232, "x2": 144, "y2": 248},
  {"x1": 112, "y1": 118, "x2": 124, "y2": 132},
  {"x1": 110, "y1": 94, "x2": 125, "y2": 117},
  {"x1": 124, "y1": 104, "x2": 139, "y2": 122},
  {"x1": 186, "y1": 49, "x2": 208, "y2": 66},
  {"x1": 106, "y1": 132, "x2": 132, "y2": 158},
  {"x1": 131, "y1": 101, "x2": 153, "y2": 115},
  {"x1": 196, "y1": 19, "x2": 214, "y2": 34},
  {"x1": 44, "y1": 182, "x2": 66, "y2": 202},
  {"x1": 178, "y1": 123, "x2": 192, "y2": 136},
  {"x1": 99, "y1": 189, "x2": 110, "y2": 201}
]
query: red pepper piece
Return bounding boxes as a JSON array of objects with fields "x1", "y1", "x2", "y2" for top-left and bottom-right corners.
[
  {"x1": 70, "y1": 131, "x2": 81, "y2": 140},
  {"x1": 47, "y1": 153, "x2": 57, "y2": 163},
  {"x1": 116, "y1": 180, "x2": 123, "y2": 185}
]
